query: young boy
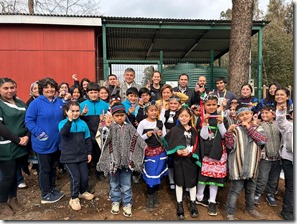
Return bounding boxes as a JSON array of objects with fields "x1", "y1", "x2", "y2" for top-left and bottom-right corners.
[
  {"x1": 225, "y1": 104, "x2": 268, "y2": 220},
  {"x1": 254, "y1": 105, "x2": 281, "y2": 207},
  {"x1": 136, "y1": 87, "x2": 151, "y2": 124},
  {"x1": 122, "y1": 87, "x2": 139, "y2": 127},
  {"x1": 97, "y1": 103, "x2": 146, "y2": 217},
  {"x1": 80, "y1": 82, "x2": 109, "y2": 179}
]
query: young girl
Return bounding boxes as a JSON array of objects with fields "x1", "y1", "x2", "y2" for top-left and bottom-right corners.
[
  {"x1": 137, "y1": 103, "x2": 168, "y2": 212},
  {"x1": 59, "y1": 101, "x2": 94, "y2": 211},
  {"x1": 196, "y1": 95, "x2": 228, "y2": 216},
  {"x1": 160, "y1": 96, "x2": 182, "y2": 191},
  {"x1": 69, "y1": 85, "x2": 83, "y2": 103},
  {"x1": 164, "y1": 107, "x2": 200, "y2": 220},
  {"x1": 99, "y1": 86, "x2": 110, "y2": 103}
]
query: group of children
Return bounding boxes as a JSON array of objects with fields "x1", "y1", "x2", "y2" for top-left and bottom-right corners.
[{"x1": 54, "y1": 77, "x2": 293, "y2": 221}]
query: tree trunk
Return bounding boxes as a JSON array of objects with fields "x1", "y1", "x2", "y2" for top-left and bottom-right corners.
[
  {"x1": 28, "y1": 0, "x2": 34, "y2": 14},
  {"x1": 228, "y1": 0, "x2": 254, "y2": 97}
]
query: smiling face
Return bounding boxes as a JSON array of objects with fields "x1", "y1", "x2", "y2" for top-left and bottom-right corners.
[
  {"x1": 146, "y1": 105, "x2": 158, "y2": 120},
  {"x1": 216, "y1": 80, "x2": 226, "y2": 92},
  {"x1": 268, "y1": 84, "x2": 277, "y2": 96},
  {"x1": 275, "y1": 89, "x2": 289, "y2": 105},
  {"x1": 178, "y1": 109, "x2": 191, "y2": 126},
  {"x1": 140, "y1": 92, "x2": 150, "y2": 103},
  {"x1": 261, "y1": 109, "x2": 275, "y2": 122},
  {"x1": 99, "y1": 88, "x2": 109, "y2": 101},
  {"x1": 127, "y1": 93, "x2": 138, "y2": 104},
  {"x1": 108, "y1": 75, "x2": 117, "y2": 86},
  {"x1": 241, "y1": 85, "x2": 252, "y2": 98},
  {"x1": 72, "y1": 87, "x2": 81, "y2": 100},
  {"x1": 124, "y1": 71, "x2": 135, "y2": 84},
  {"x1": 87, "y1": 90, "x2": 99, "y2": 101},
  {"x1": 59, "y1": 84, "x2": 68, "y2": 94},
  {"x1": 161, "y1": 87, "x2": 172, "y2": 101},
  {"x1": 152, "y1": 72, "x2": 161, "y2": 85},
  {"x1": 70, "y1": 105, "x2": 80, "y2": 120},
  {"x1": 237, "y1": 110, "x2": 253, "y2": 123},
  {"x1": 42, "y1": 84, "x2": 56, "y2": 99},
  {"x1": 31, "y1": 83, "x2": 39, "y2": 97},
  {"x1": 197, "y1": 76, "x2": 206, "y2": 87},
  {"x1": 0, "y1": 81, "x2": 16, "y2": 101},
  {"x1": 178, "y1": 75, "x2": 188, "y2": 88},
  {"x1": 169, "y1": 100, "x2": 180, "y2": 111},
  {"x1": 204, "y1": 99, "x2": 218, "y2": 114}
]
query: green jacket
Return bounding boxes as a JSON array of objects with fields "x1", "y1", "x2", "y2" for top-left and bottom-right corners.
[{"x1": 0, "y1": 97, "x2": 28, "y2": 160}]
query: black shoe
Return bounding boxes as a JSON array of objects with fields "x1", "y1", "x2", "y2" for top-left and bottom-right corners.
[
  {"x1": 279, "y1": 210, "x2": 294, "y2": 220},
  {"x1": 153, "y1": 191, "x2": 160, "y2": 208},
  {"x1": 177, "y1": 202, "x2": 184, "y2": 220},
  {"x1": 190, "y1": 200, "x2": 198, "y2": 218},
  {"x1": 208, "y1": 202, "x2": 217, "y2": 216},
  {"x1": 146, "y1": 195, "x2": 154, "y2": 212},
  {"x1": 196, "y1": 197, "x2": 209, "y2": 207}
]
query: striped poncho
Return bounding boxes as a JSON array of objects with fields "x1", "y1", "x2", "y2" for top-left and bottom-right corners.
[{"x1": 225, "y1": 124, "x2": 267, "y2": 180}]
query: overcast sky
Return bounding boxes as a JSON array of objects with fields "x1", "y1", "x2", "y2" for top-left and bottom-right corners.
[{"x1": 99, "y1": 0, "x2": 271, "y2": 19}]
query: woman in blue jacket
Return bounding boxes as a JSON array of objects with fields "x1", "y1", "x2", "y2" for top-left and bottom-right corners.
[{"x1": 25, "y1": 77, "x2": 68, "y2": 204}]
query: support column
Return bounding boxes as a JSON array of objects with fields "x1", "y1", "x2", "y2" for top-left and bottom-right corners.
[{"x1": 257, "y1": 28, "x2": 263, "y2": 99}]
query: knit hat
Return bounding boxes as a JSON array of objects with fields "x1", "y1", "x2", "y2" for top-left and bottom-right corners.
[
  {"x1": 236, "y1": 106, "x2": 251, "y2": 117},
  {"x1": 111, "y1": 103, "x2": 126, "y2": 115}
]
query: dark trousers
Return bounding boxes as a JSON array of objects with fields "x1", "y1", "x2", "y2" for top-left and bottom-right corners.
[
  {"x1": 0, "y1": 156, "x2": 27, "y2": 202},
  {"x1": 226, "y1": 178, "x2": 257, "y2": 215},
  {"x1": 255, "y1": 159, "x2": 281, "y2": 196},
  {"x1": 36, "y1": 151, "x2": 59, "y2": 197},
  {"x1": 64, "y1": 161, "x2": 89, "y2": 199},
  {"x1": 281, "y1": 159, "x2": 293, "y2": 216}
]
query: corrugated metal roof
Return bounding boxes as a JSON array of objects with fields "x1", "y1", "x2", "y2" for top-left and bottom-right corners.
[{"x1": 102, "y1": 16, "x2": 269, "y2": 64}]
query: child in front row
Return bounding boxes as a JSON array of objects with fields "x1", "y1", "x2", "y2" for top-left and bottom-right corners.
[
  {"x1": 254, "y1": 105, "x2": 281, "y2": 207},
  {"x1": 164, "y1": 107, "x2": 200, "y2": 220},
  {"x1": 225, "y1": 104, "x2": 268, "y2": 220},
  {"x1": 137, "y1": 102, "x2": 167, "y2": 212},
  {"x1": 97, "y1": 103, "x2": 146, "y2": 218},
  {"x1": 59, "y1": 101, "x2": 94, "y2": 211}
]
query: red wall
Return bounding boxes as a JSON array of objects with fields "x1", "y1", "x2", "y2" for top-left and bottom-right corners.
[{"x1": 0, "y1": 24, "x2": 97, "y2": 102}]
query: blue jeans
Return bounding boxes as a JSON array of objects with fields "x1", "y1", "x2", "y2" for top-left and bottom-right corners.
[
  {"x1": 110, "y1": 168, "x2": 132, "y2": 206},
  {"x1": 226, "y1": 178, "x2": 256, "y2": 215},
  {"x1": 255, "y1": 159, "x2": 281, "y2": 196}
]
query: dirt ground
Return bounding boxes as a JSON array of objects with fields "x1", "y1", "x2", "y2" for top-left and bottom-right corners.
[{"x1": 1, "y1": 168, "x2": 285, "y2": 221}]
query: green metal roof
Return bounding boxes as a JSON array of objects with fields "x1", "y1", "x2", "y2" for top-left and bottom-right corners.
[{"x1": 101, "y1": 16, "x2": 269, "y2": 64}]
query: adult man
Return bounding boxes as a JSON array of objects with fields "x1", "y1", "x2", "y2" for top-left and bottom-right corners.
[
  {"x1": 190, "y1": 75, "x2": 208, "y2": 106},
  {"x1": 172, "y1": 73, "x2": 194, "y2": 105},
  {"x1": 105, "y1": 74, "x2": 121, "y2": 96},
  {"x1": 119, "y1": 68, "x2": 141, "y2": 101},
  {"x1": 211, "y1": 77, "x2": 237, "y2": 108}
]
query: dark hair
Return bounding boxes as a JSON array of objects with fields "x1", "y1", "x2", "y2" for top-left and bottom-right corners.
[
  {"x1": 203, "y1": 94, "x2": 218, "y2": 103},
  {"x1": 263, "y1": 83, "x2": 281, "y2": 105},
  {"x1": 69, "y1": 85, "x2": 82, "y2": 97},
  {"x1": 108, "y1": 74, "x2": 117, "y2": 80},
  {"x1": 126, "y1": 87, "x2": 138, "y2": 96},
  {"x1": 62, "y1": 101, "x2": 80, "y2": 118},
  {"x1": 80, "y1": 78, "x2": 90, "y2": 89},
  {"x1": 38, "y1": 77, "x2": 58, "y2": 95},
  {"x1": 275, "y1": 87, "x2": 291, "y2": 109},
  {"x1": 179, "y1": 73, "x2": 189, "y2": 80},
  {"x1": 176, "y1": 106, "x2": 192, "y2": 126},
  {"x1": 58, "y1": 82, "x2": 69, "y2": 92},
  {"x1": 261, "y1": 105, "x2": 276, "y2": 112},
  {"x1": 235, "y1": 103, "x2": 250, "y2": 111},
  {"x1": 145, "y1": 103, "x2": 158, "y2": 113},
  {"x1": 215, "y1": 77, "x2": 227, "y2": 84},
  {"x1": 138, "y1": 87, "x2": 151, "y2": 98},
  {"x1": 241, "y1": 83, "x2": 253, "y2": 93},
  {"x1": 86, "y1": 82, "x2": 100, "y2": 92},
  {"x1": 0, "y1": 78, "x2": 16, "y2": 86},
  {"x1": 153, "y1": 71, "x2": 162, "y2": 78}
]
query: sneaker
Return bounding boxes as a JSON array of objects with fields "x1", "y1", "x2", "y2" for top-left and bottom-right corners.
[
  {"x1": 266, "y1": 195, "x2": 277, "y2": 207},
  {"x1": 226, "y1": 214, "x2": 235, "y2": 220},
  {"x1": 41, "y1": 191, "x2": 64, "y2": 204},
  {"x1": 254, "y1": 194, "x2": 261, "y2": 206},
  {"x1": 18, "y1": 182, "x2": 27, "y2": 189},
  {"x1": 196, "y1": 197, "x2": 209, "y2": 207},
  {"x1": 79, "y1": 192, "x2": 94, "y2": 201},
  {"x1": 8, "y1": 197, "x2": 24, "y2": 212},
  {"x1": 69, "y1": 198, "x2": 81, "y2": 211},
  {"x1": 245, "y1": 209, "x2": 266, "y2": 220},
  {"x1": 279, "y1": 170, "x2": 285, "y2": 180},
  {"x1": 111, "y1": 202, "x2": 120, "y2": 215},
  {"x1": 279, "y1": 210, "x2": 294, "y2": 220},
  {"x1": 123, "y1": 203, "x2": 132, "y2": 217},
  {"x1": 169, "y1": 183, "x2": 175, "y2": 191},
  {"x1": 208, "y1": 202, "x2": 217, "y2": 216}
]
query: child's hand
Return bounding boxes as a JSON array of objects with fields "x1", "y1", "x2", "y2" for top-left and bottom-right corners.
[
  {"x1": 277, "y1": 104, "x2": 286, "y2": 111},
  {"x1": 252, "y1": 113, "x2": 259, "y2": 125},
  {"x1": 157, "y1": 130, "x2": 162, "y2": 136},
  {"x1": 138, "y1": 98, "x2": 144, "y2": 107},
  {"x1": 241, "y1": 121, "x2": 251, "y2": 129},
  {"x1": 87, "y1": 155, "x2": 92, "y2": 163},
  {"x1": 100, "y1": 114, "x2": 105, "y2": 121},
  {"x1": 66, "y1": 108, "x2": 73, "y2": 121},
  {"x1": 216, "y1": 115, "x2": 223, "y2": 124},
  {"x1": 203, "y1": 114, "x2": 210, "y2": 125},
  {"x1": 228, "y1": 124, "x2": 237, "y2": 133},
  {"x1": 72, "y1": 74, "x2": 78, "y2": 81},
  {"x1": 247, "y1": 102, "x2": 253, "y2": 109},
  {"x1": 82, "y1": 105, "x2": 88, "y2": 115},
  {"x1": 146, "y1": 130, "x2": 154, "y2": 138},
  {"x1": 128, "y1": 107, "x2": 135, "y2": 115},
  {"x1": 177, "y1": 148, "x2": 189, "y2": 156},
  {"x1": 64, "y1": 93, "x2": 71, "y2": 101}
]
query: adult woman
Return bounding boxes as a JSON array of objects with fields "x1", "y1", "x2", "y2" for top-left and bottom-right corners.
[
  {"x1": 237, "y1": 83, "x2": 261, "y2": 114},
  {"x1": 149, "y1": 71, "x2": 163, "y2": 101},
  {"x1": 275, "y1": 87, "x2": 293, "y2": 114},
  {"x1": 0, "y1": 78, "x2": 29, "y2": 215},
  {"x1": 58, "y1": 82, "x2": 69, "y2": 99},
  {"x1": 26, "y1": 81, "x2": 39, "y2": 106},
  {"x1": 25, "y1": 77, "x2": 66, "y2": 204}
]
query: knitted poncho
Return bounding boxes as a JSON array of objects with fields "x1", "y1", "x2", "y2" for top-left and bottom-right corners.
[{"x1": 97, "y1": 122, "x2": 147, "y2": 176}]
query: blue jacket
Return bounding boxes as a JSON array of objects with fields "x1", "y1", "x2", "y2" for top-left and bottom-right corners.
[
  {"x1": 80, "y1": 99, "x2": 109, "y2": 141},
  {"x1": 122, "y1": 99, "x2": 139, "y2": 127},
  {"x1": 58, "y1": 118, "x2": 92, "y2": 163},
  {"x1": 25, "y1": 95, "x2": 64, "y2": 154}
]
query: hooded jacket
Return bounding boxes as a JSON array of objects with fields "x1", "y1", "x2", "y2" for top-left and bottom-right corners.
[{"x1": 25, "y1": 95, "x2": 64, "y2": 154}]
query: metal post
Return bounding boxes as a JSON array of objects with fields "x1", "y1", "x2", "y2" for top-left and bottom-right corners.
[
  {"x1": 102, "y1": 22, "x2": 109, "y2": 80},
  {"x1": 210, "y1": 50, "x2": 214, "y2": 89},
  {"x1": 257, "y1": 28, "x2": 263, "y2": 99},
  {"x1": 158, "y1": 50, "x2": 163, "y2": 73}
]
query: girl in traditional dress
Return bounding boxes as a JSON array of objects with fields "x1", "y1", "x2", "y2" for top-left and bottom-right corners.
[
  {"x1": 164, "y1": 107, "x2": 200, "y2": 220},
  {"x1": 137, "y1": 103, "x2": 167, "y2": 212},
  {"x1": 196, "y1": 95, "x2": 228, "y2": 216}
]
